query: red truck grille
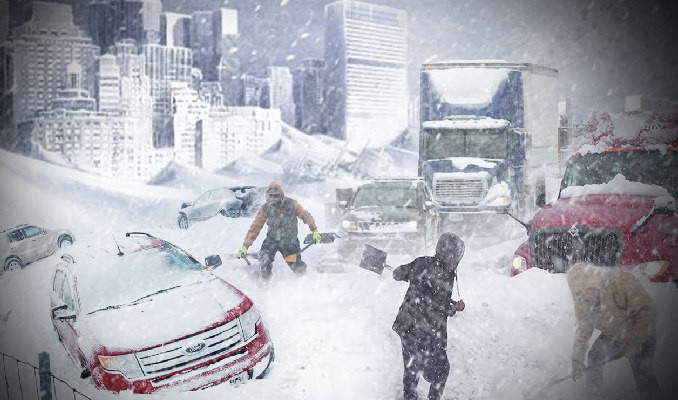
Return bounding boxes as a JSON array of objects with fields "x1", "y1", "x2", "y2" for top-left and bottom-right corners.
[{"x1": 530, "y1": 227, "x2": 623, "y2": 272}]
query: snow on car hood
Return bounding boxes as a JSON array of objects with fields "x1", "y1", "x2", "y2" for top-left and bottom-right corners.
[
  {"x1": 532, "y1": 194, "x2": 658, "y2": 233},
  {"x1": 348, "y1": 206, "x2": 421, "y2": 223},
  {"x1": 560, "y1": 174, "x2": 670, "y2": 199},
  {"x1": 82, "y1": 277, "x2": 245, "y2": 351}
]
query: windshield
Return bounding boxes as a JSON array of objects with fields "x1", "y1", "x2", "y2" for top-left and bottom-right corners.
[
  {"x1": 562, "y1": 150, "x2": 678, "y2": 197},
  {"x1": 352, "y1": 184, "x2": 418, "y2": 208},
  {"x1": 79, "y1": 243, "x2": 206, "y2": 313},
  {"x1": 422, "y1": 128, "x2": 508, "y2": 160}
]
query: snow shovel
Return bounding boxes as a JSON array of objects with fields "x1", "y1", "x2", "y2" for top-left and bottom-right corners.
[
  {"x1": 359, "y1": 244, "x2": 394, "y2": 275},
  {"x1": 523, "y1": 353, "x2": 623, "y2": 400},
  {"x1": 239, "y1": 232, "x2": 340, "y2": 266}
]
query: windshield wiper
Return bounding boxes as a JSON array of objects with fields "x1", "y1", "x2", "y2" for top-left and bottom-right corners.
[{"x1": 86, "y1": 285, "x2": 182, "y2": 315}]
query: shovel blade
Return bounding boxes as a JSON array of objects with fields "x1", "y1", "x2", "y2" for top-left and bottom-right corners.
[
  {"x1": 359, "y1": 244, "x2": 388, "y2": 275},
  {"x1": 302, "y1": 232, "x2": 339, "y2": 245}
]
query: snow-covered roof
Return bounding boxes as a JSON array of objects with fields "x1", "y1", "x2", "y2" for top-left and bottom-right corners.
[
  {"x1": 423, "y1": 117, "x2": 510, "y2": 130},
  {"x1": 425, "y1": 67, "x2": 509, "y2": 107},
  {"x1": 560, "y1": 174, "x2": 670, "y2": 199},
  {"x1": 575, "y1": 111, "x2": 678, "y2": 154}
]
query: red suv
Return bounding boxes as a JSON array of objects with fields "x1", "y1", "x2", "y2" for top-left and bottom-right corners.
[{"x1": 50, "y1": 232, "x2": 274, "y2": 393}]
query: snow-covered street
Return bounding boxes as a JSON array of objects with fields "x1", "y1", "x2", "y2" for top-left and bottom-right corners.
[{"x1": 1, "y1": 150, "x2": 677, "y2": 400}]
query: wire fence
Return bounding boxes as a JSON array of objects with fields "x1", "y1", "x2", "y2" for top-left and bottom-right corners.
[{"x1": 1, "y1": 351, "x2": 92, "y2": 400}]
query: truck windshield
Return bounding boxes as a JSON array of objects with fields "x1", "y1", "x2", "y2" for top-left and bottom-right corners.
[
  {"x1": 422, "y1": 128, "x2": 508, "y2": 160},
  {"x1": 352, "y1": 185, "x2": 418, "y2": 209},
  {"x1": 563, "y1": 150, "x2": 678, "y2": 197}
]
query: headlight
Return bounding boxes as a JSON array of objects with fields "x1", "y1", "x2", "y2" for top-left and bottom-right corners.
[
  {"x1": 634, "y1": 260, "x2": 670, "y2": 278},
  {"x1": 341, "y1": 220, "x2": 357, "y2": 230},
  {"x1": 488, "y1": 195, "x2": 511, "y2": 206},
  {"x1": 406, "y1": 220, "x2": 419, "y2": 230},
  {"x1": 98, "y1": 354, "x2": 143, "y2": 379},
  {"x1": 239, "y1": 307, "x2": 261, "y2": 341},
  {"x1": 512, "y1": 256, "x2": 527, "y2": 273}
]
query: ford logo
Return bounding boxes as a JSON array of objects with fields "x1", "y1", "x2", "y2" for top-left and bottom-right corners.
[{"x1": 184, "y1": 342, "x2": 206, "y2": 354}]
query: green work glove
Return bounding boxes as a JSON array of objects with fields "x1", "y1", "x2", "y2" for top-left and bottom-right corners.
[
  {"x1": 312, "y1": 230, "x2": 322, "y2": 244},
  {"x1": 236, "y1": 245, "x2": 248, "y2": 258}
]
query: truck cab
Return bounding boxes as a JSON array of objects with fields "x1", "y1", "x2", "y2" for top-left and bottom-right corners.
[
  {"x1": 335, "y1": 178, "x2": 439, "y2": 259},
  {"x1": 511, "y1": 111, "x2": 678, "y2": 284}
]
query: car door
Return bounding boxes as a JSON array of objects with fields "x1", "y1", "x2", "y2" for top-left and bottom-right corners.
[
  {"x1": 21, "y1": 226, "x2": 50, "y2": 262},
  {"x1": 189, "y1": 191, "x2": 213, "y2": 221},
  {"x1": 208, "y1": 188, "x2": 241, "y2": 217},
  {"x1": 51, "y1": 270, "x2": 84, "y2": 366},
  {"x1": 6, "y1": 229, "x2": 28, "y2": 260}
]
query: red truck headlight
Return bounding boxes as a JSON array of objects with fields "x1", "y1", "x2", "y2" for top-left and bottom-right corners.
[{"x1": 512, "y1": 256, "x2": 527, "y2": 273}]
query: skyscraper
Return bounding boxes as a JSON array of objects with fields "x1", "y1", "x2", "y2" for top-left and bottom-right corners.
[
  {"x1": 97, "y1": 54, "x2": 122, "y2": 113},
  {"x1": 268, "y1": 66, "x2": 295, "y2": 125},
  {"x1": 161, "y1": 12, "x2": 191, "y2": 48},
  {"x1": 190, "y1": 8, "x2": 238, "y2": 82},
  {"x1": 324, "y1": 0, "x2": 408, "y2": 149},
  {"x1": 7, "y1": 1, "x2": 99, "y2": 128},
  {"x1": 293, "y1": 59, "x2": 326, "y2": 134},
  {"x1": 88, "y1": 0, "x2": 162, "y2": 51}
]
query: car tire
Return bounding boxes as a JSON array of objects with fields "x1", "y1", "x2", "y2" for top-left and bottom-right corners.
[
  {"x1": 178, "y1": 214, "x2": 188, "y2": 229},
  {"x1": 58, "y1": 235, "x2": 73, "y2": 248},
  {"x1": 3, "y1": 256, "x2": 23, "y2": 273}
]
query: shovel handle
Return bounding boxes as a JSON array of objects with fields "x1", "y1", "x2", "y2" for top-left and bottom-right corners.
[
  {"x1": 241, "y1": 254, "x2": 251, "y2": 266},
  {"x1": 300, "y1": 243, "x2": 313, "y2": 254}
]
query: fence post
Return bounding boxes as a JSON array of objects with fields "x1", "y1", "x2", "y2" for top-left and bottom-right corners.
[{"x1": 38, "y1": 352, "x2": 52, "y2": 400}]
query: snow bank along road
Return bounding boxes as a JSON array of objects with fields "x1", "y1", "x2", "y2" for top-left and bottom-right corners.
[{"x1": 1, "y1": 150, "x2": 677, "y2": 400}]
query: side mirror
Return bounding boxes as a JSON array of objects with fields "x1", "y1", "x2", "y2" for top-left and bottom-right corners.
[
  {"x1": 653, "y1": 196, "x2": 676, "y2": 214},
  {"x1": 52, "y1": 304, "x2": 76, "y2": 321},
  {"x1": 205, "y1": 255, "x2": 222, "y2": 269}
]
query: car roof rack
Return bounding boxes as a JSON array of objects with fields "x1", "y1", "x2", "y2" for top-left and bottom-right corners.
[{"x1": 125, "y1": 232, "x2": 156, "y2": 238}]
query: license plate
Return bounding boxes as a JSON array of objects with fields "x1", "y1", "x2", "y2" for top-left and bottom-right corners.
[
  {"x1": 448, "y1": 213, "x2": 463, "y2": 222},
  {"x1": 229, "y1": 372, "x2": 248, "y2": 387}
]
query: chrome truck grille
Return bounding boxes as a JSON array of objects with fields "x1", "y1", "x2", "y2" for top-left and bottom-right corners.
[
  {"x1": 433, "y1": 176, "x2": 487, "y2": 204},
  {"x1": 530, "y1": 227, "x2": 623, "y2": 272},
  {"x1": 135, "y1": 317, "x2": 244, "y2": 377}
]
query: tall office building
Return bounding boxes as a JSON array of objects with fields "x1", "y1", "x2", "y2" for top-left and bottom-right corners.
[
  {"x1": 190, "y1": 8, "x2": 238, "y2": 82},
  {"x1": 7, "y1": 1, "x2": 99, "y2": 127},
  {"x1": 324, "y1": 0, "x2": 408, "y2": 149},
  {"x1": 170, "y1": 81, "x2": 208, "y2": 166},
  {"x1": 88, "y1": 0, "x2": 162, "y2": 51},
  {"x1": 161, "y1": 12, "x2": 191, "y2": 48},
  {"x1": 97, "y1": 54, "x2": 122, "y2": 113},
  {"x1": 268, "y1": 66, "x2": 295, "y2": 125},
  {"x1": 0, "y1": 0, "x2": 9, "y2": 43},
  {"x1": 293, "y1": 59, "x2": 326, "y2": 134}
]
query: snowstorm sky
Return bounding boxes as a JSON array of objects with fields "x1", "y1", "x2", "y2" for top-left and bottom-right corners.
[{"x1": 164, "y1": 0, "x2": 678, "y2": 120}]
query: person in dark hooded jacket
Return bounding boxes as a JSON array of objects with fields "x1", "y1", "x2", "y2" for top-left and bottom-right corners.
[{"x1": 392, "y1": 232, "x2": 466, "y2": 400}]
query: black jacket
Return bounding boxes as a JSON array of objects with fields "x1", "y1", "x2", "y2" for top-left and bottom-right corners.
[{"x1": 392, "y1": 233, "x2": 464, "y2": 341}]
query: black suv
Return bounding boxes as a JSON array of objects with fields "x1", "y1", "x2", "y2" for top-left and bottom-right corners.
[{"x1": 336, "y1": 178, "x2": 439, "y2": 258}]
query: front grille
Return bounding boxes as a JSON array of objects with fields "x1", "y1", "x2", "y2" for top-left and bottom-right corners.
[
  {"x1": 530, "y1": 227, "x2": 623, "y2": 272},
  {"x1": 356, "y1": 221, "x2": 412, "y2": 232},
  {"x1": 434, "y1": 178, "x2": 486, "y2": 204},
  {"x1": 135, "y1": 317, "x2": 244, "y2": 377}
]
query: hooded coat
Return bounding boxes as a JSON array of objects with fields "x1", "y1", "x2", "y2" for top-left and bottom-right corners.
[
  {"x1": 243, "y1": 182, "x2": 317, "y2": 248},
  {"x1": 392, "y1": 233, "x2": 465, "y2": 341},
  {"x1": 567, "y1": 262, "x2": 656, "y2": 368}
]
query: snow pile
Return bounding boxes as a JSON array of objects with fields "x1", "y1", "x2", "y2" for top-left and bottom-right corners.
[
  {"x1": 148, "y1": 161, "x2": 242, "y2": 193},
  {"x1": 576, "y1": 111, "x2": 678, "y2": 153},
  {"x1": 560, "y1": 174, "x2": 670, "y2": 199},
  {"x1": 427, "y1": 67, "x2": 509, "y2": 107}
]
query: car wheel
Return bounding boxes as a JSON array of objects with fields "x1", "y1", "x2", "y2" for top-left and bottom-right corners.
[
  {"x1": 3, "y1": 257, "x2": 23, "y2": 273},
  {"x1": 58, "y1": 235, "x2": 73, "y2": 248},
  {"x1": 178, "y1": 214, "x2": 188, "y2": 229}
]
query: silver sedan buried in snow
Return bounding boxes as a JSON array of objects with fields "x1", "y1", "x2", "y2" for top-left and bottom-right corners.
[{"x1": 1, "y1": 224, "x2": 75, "y2": 274}]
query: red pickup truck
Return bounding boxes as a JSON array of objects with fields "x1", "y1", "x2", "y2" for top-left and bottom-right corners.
[{"x1": 510, "y1": 111, "x2": 678, "y2": 284}]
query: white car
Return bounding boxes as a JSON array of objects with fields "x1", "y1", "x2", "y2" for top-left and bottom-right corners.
[
  {"x1": 1, "y1": 224, "x2": 75, "y2": 273},
  {"x1": 177, "y1": 187, "x2": 245, "y2": 229}
]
